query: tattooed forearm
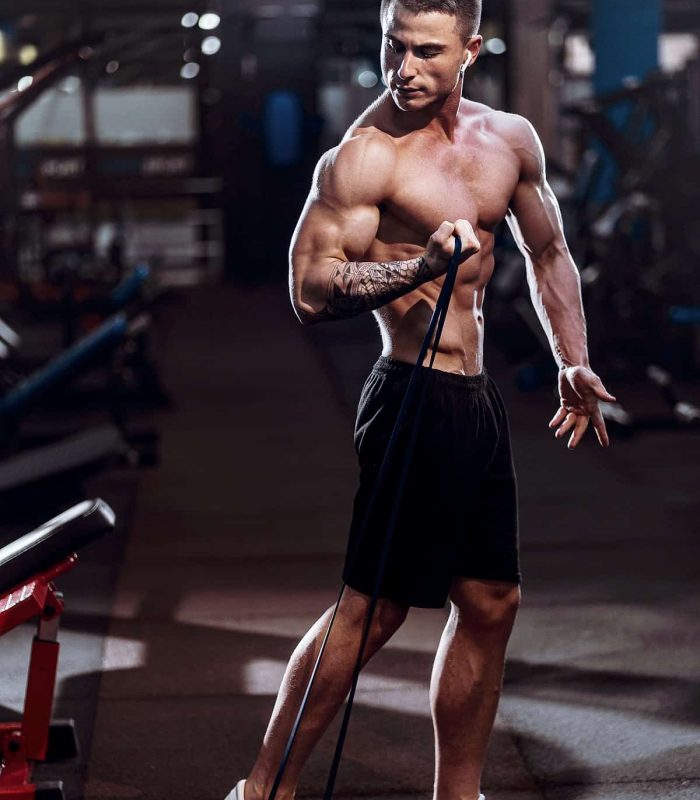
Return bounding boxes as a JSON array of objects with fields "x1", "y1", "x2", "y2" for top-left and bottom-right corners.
[{"x1": 301, "y1": 255, "x2": 437, "y2": 324}]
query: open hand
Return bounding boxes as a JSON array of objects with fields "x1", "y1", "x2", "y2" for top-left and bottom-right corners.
[{"x1": 549, "y1": 366, "x2": 617, "y2": 449}]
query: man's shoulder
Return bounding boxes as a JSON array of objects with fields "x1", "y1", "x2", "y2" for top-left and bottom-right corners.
[
  {"x1": 338, "y1": 126, "x2": 397, "y2": 156},
  {"x1": 474, "y1": 106, "x2": 538, "y2": 148},
  {"x1": 472, "y1": 107, "x2": 543, "y2": 176},
  {"x1": 318, "y1": 127, "x2": 397, "y2": 180},
  {"x1": 314, "y1": 128, "x2": 397, "y2": 204}
]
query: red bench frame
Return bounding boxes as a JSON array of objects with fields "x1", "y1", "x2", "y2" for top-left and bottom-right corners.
[{"x1": 0, "y1": 555, "x2": 78, "y2": 798}]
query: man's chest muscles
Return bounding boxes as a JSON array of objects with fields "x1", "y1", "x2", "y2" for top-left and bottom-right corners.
[{"x1": 379, "y1": 133, "x2": 520, "y2": 242}]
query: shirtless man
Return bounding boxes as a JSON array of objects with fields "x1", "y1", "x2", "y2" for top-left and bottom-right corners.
[{"x1": 226, "y1": 2, "x2": 616, "y2": 800}]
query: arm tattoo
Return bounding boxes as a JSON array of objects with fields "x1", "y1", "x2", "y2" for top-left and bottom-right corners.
[{"x1": 301, "y1": 255, "x2": 438, "y2": 324}]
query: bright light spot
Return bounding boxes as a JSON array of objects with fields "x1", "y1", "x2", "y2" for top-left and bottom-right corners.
[
  {"x1": 102, "y1": 636, "x2": 148, "y2": 671},
  {"x1": 485, "y1": 37, "x2": 507, "y2": 55},
  {"x1": 241, "y1": 658, "x2": 428, "y2": 711},
  {"x1": 106, "y1": 60, "x2": 119, "y2": 74},
  {"x1": 202, "y1": 36, "x2": 221, "y2": 56},
  {"x1": 243, "y1": 659, "x2": 285, "y2": 694},
  {"x1": 180, "y1": 62, "x2": 200, "y2": 79},
  {"x1": 0, "y1": 32, "x2": 5, "y2": 64},
  {"x1": 660, "y1": 33, "x2": 699, "y2": 73},
  {"x1": 18, "y1": 44, "x2": 38, "y2": 65},
  {"x1": 181, "y1": 11, "x2": 199, "y2": 28},
  {"x1": 199, "y1": 12, "x2": 221, "y2": 30},
  {"x1": 357, "y1": 69, "x2": 379, "y2": 89},
  {"x1": 59, "y1": 75, "x2": 81, "y2": 94},
  {"x1": 17, "y1": 75, "x2": 33, "y2": 92}
]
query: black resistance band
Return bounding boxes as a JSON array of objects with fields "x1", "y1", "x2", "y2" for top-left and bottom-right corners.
[{"x1": 268, "y1": 236, "x2": 464, "y2": 800}]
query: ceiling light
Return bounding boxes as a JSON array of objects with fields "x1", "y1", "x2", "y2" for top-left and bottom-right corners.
[
  {"x1": 202, "y1": 36, "x2": 221, "y2": 56},
  {"x1": 199, "y1": 13, "x2": 221, "y2": 30},
  {"x1": 357, "y1": 69, "x2": 378, "y2": 88},
  {"x1": 181, "y1": 12, "x2": 199, "y2": 28},
  {"x1": 106, "y1": 60, "x2": 119, "y2": 74},
  {"x1": 485, "y1": 38, "x2": 507, "y2": 55},
  {"x1": 19, "y1": 44, "x2": 38, "y2": 65},
  {"x1": 59, "y1": 75, "x2": 81, "y2": 94},
  {"x1": 180, "y1": 62, "x2": 200, "y2": 79}
]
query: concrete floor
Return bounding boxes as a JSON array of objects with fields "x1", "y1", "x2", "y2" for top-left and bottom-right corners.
[{"x1": 2, "y1": 283, "x2": 698, "y2": 800}]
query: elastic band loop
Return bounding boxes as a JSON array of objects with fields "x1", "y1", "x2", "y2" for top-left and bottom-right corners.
[{"x1": 268, "y1": 235, "x2": 463, "y2": 800}]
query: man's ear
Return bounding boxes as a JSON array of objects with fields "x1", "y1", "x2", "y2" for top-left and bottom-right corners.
[{"x1": 466, "y1": 35, "x2": 483, "y2": 66}]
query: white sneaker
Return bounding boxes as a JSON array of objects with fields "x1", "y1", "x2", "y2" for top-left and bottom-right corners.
[
  {"x1": 225, "y1": 782, "x2": 479, "y2": 800},
  {"x1": 224, "y1": 779, "x2": 246, "y2": 800}
]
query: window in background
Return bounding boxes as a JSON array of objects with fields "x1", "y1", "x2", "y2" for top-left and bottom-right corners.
[
  {"x1": 15, "y1": 82, "x2": 86, "y2": 146},
  {"x1": 95, "y1": 86, "x2": 196, "y2": 145},
  {"x1": 564, "y1": 34, "x2": 595, "y2": 77},
  {"x1": 565, "y1": 32, "x2": 699, "y2": 77},
  {"x1": 660, "y1": 33, "x2": 698, "y2": 73}
]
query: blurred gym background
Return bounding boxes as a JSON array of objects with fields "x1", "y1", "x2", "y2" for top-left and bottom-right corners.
[{"x1": 0, "y1": 2, "x2": 697, "y2": 800}]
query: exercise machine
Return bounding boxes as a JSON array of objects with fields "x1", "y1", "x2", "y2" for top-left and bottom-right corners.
[{"x1": 0, "y1": 499, "x2": 115, "y2": 799}]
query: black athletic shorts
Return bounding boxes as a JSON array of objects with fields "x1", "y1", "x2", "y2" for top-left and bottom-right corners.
[{"x1": 342, "y1": 355, "x2": 521, "y2": 609}]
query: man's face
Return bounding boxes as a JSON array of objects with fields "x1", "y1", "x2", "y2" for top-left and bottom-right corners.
[{"x1": 380, "y1": 1, "x2": 473, "y2": 111}]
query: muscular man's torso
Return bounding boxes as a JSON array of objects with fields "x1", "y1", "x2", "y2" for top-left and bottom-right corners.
[{"x1": 344, "y1": 94, "x2": 522, "y2": 376}]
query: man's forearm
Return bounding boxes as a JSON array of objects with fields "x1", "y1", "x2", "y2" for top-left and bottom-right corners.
[
  {"x1": 298, "y1": 255, "x2": 437, "y2": 324},
  {"x1": 528, "y1": 253, "x2": 590, "y2": 370}
]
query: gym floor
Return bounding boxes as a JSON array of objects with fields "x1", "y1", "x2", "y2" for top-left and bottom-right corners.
[{"x1": 2, "y1": 282, "x2": 698, "y2": 800}]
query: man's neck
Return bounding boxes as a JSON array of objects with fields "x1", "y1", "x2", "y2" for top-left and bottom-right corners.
[{"x1": 390, "y1": 84, "x2": 465, "y2": 142}]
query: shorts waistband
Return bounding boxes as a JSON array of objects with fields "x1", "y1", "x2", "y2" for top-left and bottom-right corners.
[{"x1": 372, "y1": 355, "x2": 489, "y2": 392}]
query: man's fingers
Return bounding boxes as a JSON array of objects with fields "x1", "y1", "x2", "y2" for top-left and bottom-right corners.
[
  {"x1": 554, "y1": 411, "x2": 577, "y2": 438},
  {"x1": 430, "y1": 221, "x2": 456, "y2": 248},
  {"x1": 453, "y1": 219, "x2": 480, "y2": 256},
  {"x1": 591, "y1": 407, "x2": 610, "y2": 448},
  {"x1": 567, "y1": 415, "x2": 589, "y2": 449},
  {"x1": 553, "y1": 405, "x2": 612, "y2": 449},
  {"x1": 549, "y1": 406, "x2": 568, "y2": 428},
  {"x1": 437, "y1": 220, "x2": 455, "y2": 236},
  {"x1": 429, "y1": 220, "x2": 481, "y2": 264}
]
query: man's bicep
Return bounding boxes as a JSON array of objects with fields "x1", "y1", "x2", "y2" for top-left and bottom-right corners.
[
  {"x1": 290, "y1": 195, "x2": 379, "y2": 311},
  {"x1": 507, "y1": 177, "x2": 565, "y2": 263},
  {"x1": 290, "y1": 135, "x2": 393, "y2": 312},
  {"x1": 503, "y1": 114, "x2": 569, "y2": 263},
  {"x1": 299, "y1": 185, "x2": 381, "y2": 262}
]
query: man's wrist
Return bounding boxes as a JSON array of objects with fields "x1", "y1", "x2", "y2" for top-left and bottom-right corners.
[
  {"x1": 558, "y1": 362, "x2": 591, "y2": 371},
  {"x1": 417, "y1": 254, "x2": 438, "y2": 281},
  {"x1": 556, "y1": 347, "x2": 590, "y2": 371}
]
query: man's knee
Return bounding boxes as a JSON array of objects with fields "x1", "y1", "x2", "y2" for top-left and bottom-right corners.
[
  {"x1": 339, "y1": 586, "x2": 409, "y2": 639},
  {"x1": 449, "y1": 579, "x2": 521, "y2": 632}
]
